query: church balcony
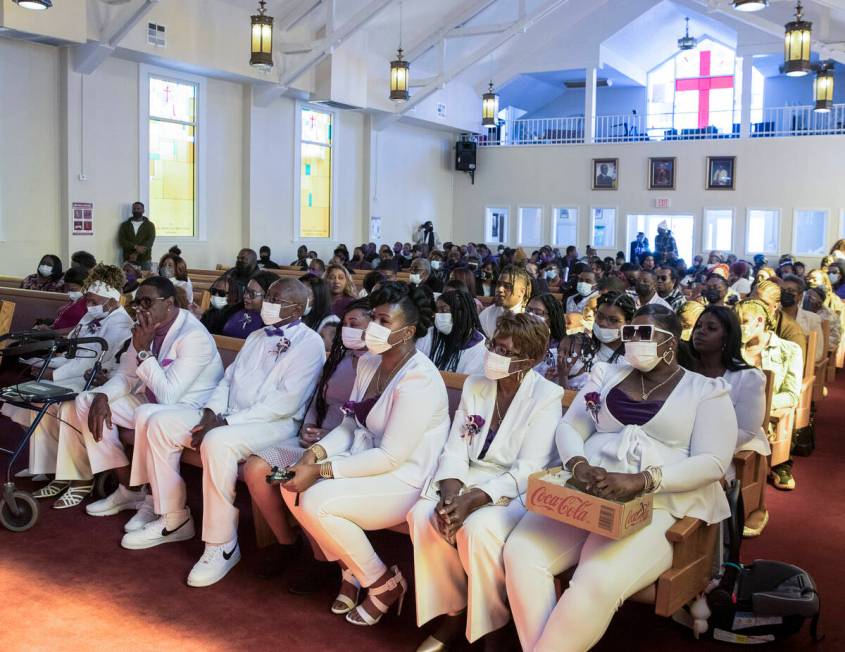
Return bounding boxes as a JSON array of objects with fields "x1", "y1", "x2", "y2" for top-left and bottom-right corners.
[{"x1": 470, "y1": 104, "x2": 845, "y2": 147}]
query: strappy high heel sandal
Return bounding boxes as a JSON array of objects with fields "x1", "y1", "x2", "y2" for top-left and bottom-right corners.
[
  {"x1": 331, "y1": 568, "x2": 361, "y2": 615},
  {"x1": 53, "y1": 482, "x2": 94, "y2": 509},
  {"x1": 32, "y1": 480, "x2": 70, "y2": 499},
  {"x1": 345, "y1": 565, "x2": 407, "y2": 626}
]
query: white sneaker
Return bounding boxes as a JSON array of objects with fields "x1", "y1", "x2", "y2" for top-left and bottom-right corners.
[
  {"x1": 124, "y1": 495, "x2": 157, "y2": 533},
  {"x1": 121, "y1": 512, "x2": 195, "y2": 550},
  {"x1": 86, "y1": 485, "x2": 147, "y2": 517},
  {"x1": 186, "y1": 540, "x2": 241, "y2": 588}
]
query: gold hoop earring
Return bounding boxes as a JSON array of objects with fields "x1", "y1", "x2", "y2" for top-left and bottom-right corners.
[{"x1": 663, "y1": 348, "x2": 675, "y2": 365}]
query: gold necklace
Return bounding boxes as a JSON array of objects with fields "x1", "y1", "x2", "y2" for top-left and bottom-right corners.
[
  {"x1": 639, "y1": 366, "x2": 682, "y2": 400},
  {"x1": 375, "y1": 346, "x2": 415, "y2": 393}
]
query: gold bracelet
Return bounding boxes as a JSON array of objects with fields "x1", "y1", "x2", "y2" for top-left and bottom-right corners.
[
  {"x1": 309, "y1": 444, "x2": 327, "y2": 462},
  {"x1": 569, "y1": 459, "x2": 587, "y2": 477},
  {"x1": 319, "y1": 461, "x2": 333, "y2": 479}
]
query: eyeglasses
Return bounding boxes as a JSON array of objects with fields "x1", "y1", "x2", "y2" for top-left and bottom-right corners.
[
  {"x1": 209, "y1": 289, "x2": 227, "y2": 298},
  {"x1": 245, "y1": 289, "x2": 265, "y2": 299},
  {"x1": 130, "y1": 297, "x2": 167, "y2": 310},
  {"x1": 620, "y1": 324, "x2": 674, "y2": 343},
  {"x1": 485, "y1": 340, "x2": 525, "y2": 359}
]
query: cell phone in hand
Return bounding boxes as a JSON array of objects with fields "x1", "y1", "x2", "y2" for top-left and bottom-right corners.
[{"x1": 265, "y1": 466, "x2": 295, "y2": 485}]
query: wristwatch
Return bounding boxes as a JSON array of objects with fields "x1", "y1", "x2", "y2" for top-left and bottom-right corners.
[{"x1": 137, "y1": 350, "x2": 156, "y2": 362}]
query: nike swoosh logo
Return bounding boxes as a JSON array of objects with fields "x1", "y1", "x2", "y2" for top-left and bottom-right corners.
[
  {"x1": 161, "y1": 519, "x2": 189, "y2": 537},
  {"x1": 223, "y1": 542, "x2": 238, "y2": 560}
]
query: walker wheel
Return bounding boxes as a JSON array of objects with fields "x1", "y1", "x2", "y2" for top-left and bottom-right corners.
[
  {"x1": 0, "y1": 490, "x2": 39, "y2": 532},
  {"x1": 95, "y1": 471, "x2": 119, "y2": 499}
]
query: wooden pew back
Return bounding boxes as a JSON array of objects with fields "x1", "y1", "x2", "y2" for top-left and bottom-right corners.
[{"x1": 0, "y1": 287, "x2": 71, "y2": 331}]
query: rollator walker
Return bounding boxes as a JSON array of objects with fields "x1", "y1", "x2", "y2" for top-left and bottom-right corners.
[{"x1": 0, "y1": 329, "x2": 107, "y2": 532}]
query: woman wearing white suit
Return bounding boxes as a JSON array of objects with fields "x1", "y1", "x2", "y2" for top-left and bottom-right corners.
[
  {"x1": 283, "y1": 282, "x2": 450, "y2": 627},
  {"x1": 415, "y1": 289, "x2": 486, "y2": 375},
  {"x1": 408, "y1": 312, "x2": 562, "y2": 651},
  {"x1": 504, "y1": 305, "x2": 737, "y2": 652}
]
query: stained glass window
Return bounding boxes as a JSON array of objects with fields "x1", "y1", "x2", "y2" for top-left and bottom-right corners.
[
  {"x1": 149, "y1": 77, "x2": 197, "y2": 237},
  {"x1": 299, "y1": 108, "x2": 333, "y2": 238}
]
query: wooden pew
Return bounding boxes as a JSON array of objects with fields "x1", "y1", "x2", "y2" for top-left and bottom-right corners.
[
  {"x1": 0, "y1": 276, "x2": 23, "y2": 290},
  {"x1": 0, "y1": 287, "x2": 72, "y2": 331},
  {"x1": 0, "y1": 300, "x2": 16, "y2": 350},
  {"x1": 733, "y1": 369, "x2": 774, "y2": 523},
  {"x1": 794, "y1": 330, "x2": 817, "y2": 433},
  {"x1": 813, "y1": 319, "x2": 831, "y2": 402}
]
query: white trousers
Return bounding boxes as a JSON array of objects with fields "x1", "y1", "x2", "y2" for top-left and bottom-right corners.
[
  {"x1": 284, "y1": 473, "x2": 421, "y2": 587},
  {"x1": 131, "y1": 407, "x2": 291, "y2": 544},
  {"x1": 504, "y1": 509, "x2": 676, "y2": 652},
  {"x1": 408, "y1": 497, "x2": 526, "y2": 643},
  {"x1": 54, "y1": 393, "x2": 155, "y2": 481}
]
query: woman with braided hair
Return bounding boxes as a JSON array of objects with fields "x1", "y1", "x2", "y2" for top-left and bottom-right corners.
[
  {"x1": 243, "y1": 299, "x2": 372, "y2": 578},
  {"x1": 417, "y1": 289, "x2": 485, "y2": 374}
]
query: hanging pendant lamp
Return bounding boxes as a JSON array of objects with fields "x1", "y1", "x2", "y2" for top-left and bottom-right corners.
[
  {"x1": 14, "y1": 0, "x2": 52, "y2": 9},
  {"x1": 732, "y1": 0, "x2": 768, "y2": 12},
  {"x1": 784, "y1": 1, "x2": 812, "y2": 77},
  {"x1": 813, "y1": 63, "x2": 834, "y2": 112},
  {"x1": 482, "y1": 82, "x2": 499, "y2": 128},
  {"x1": 678, "y1": 18, "x2": 697, "y2": 51},
  {"x1": 389, "y1": 2, "x2": 409, "y2": 102},
  {"x1": 250, "y1": 0, "x2": 274, "y2": 71}
]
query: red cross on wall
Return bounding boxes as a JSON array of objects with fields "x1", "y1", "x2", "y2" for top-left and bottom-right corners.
[{"x1": 675, "y1": 51, "x2": 734, "y2": 129}]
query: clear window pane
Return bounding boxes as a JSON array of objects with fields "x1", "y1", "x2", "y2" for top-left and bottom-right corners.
[
  {"x1": 300, "y1": 142, "x2": 332, "y2": 238},
  {"x1": 553, "y1": 207, "x2": 578, "y2": 247},
  {"x1": 149, "y1": 120, "x2": 195, "y2": 237},
  {"x1": 518, "y1": 207, "x2": 543, "y2": 245},
  {"x1": 794, "y1": 210, "x2": 828, "y2": 255},
  {"x1": 485, "y1": 207, "x2": 509, "y2": 244},
  {"x1": 703, "y1": 209, "x2": 733, "y2": 252},
  {"x1": 150, "y1": 78, "x2": 196, "y2": 123},
  {"x1": 747, "y1": 209, "x2": 779, "y2": 254},
  {"x1": 591, "y1": 208, "x2": 616, "y2": 249},
  {"x1": 301, "y1": 108, "x2": 332, "y2": 145}
]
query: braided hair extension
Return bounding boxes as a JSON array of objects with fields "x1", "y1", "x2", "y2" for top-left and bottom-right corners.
[
  {"x1": 534, "y1": 293, "x2": 566, "y2": 343},
  {"x1": 313, "y1": 298, "x2": 371, "y2": 427},
  {"x1": 367, "y1": 281, "x2": 434, "y2": 339},
  {"x1": 588, "y1": 291, "x2": 637, "y2": 366},
  {"x1": 430, "y1": 290, "x2": 482, "y2": 372},
  {"x1": 499, "y1": 263, "x2": 533, "y2": 307}
]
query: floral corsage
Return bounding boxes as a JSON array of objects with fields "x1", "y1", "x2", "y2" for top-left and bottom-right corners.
[
  {"x1": 461, "y1": 414, "x2": 485, "y2": 441},
  {"x1": 270, "y1": 337, "x2": 291, "y2": 360},
  {"x1": 584, "y1": 391, "x2": 601, "y2": 422}
]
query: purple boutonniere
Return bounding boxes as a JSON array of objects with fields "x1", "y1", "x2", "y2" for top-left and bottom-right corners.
[
  {"x1": 584, "y1": 391, "x2": 601, "y2": 422},
  {"x1": 272, "y1": 337, "x2": 291, "y2": 359},
  {"x1": 462, "y1": 414, "x2": 485, "y2": 441}
]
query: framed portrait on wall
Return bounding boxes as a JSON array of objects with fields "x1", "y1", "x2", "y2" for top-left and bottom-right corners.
[
  {"x1": 706, "y1": 156, "x2": 736, "y2": 190},
  {"x1": 592, "y1": 158, "x2": 618, "y2": 190},
  {"x1": 648, "y1": 157, "x2": 675, "y2": 190}
]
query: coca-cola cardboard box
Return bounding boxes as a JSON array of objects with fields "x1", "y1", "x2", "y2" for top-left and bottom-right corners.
[{"x1": 526, "y1": 467, "x2": 653, "y2": 540}]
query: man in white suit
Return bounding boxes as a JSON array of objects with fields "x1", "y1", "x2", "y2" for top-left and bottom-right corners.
[
  {"x1": 53, "y1": 277, "x2": 224, "y2": 512},
  {"x1": 121, "y1": 278, "x2": 325, "y2": 589},
  {"x1": 478, "y1": 264, "x2": 531, "y2": 338}
]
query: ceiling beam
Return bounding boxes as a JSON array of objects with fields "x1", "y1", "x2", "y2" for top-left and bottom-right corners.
[
  {"x1": 71, "y1": 0, "x2": 159, "y2": 75},
  {"x1": 448, "y1": 22, "x2": 513, "y2": 39},
  {"x1": 278, "y1": 0, "x2": 323, "y2": 32},
  {"x1": 403, "y1": 0, "x2": 499, "y2": 63},
  {"x1": 397, "y1": 0, "x2": 571, "y2": 116}
]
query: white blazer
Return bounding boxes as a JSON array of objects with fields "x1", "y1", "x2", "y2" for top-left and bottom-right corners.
[
  {"x1": 95, "y1": 309, "x2": 224, "y2": 408},
  {"x1": 51, "y1": 307, "x2": 134, "y2": 384},
  {"x1": 479, "y1": 304, "x2": 523, "y2": 339},
  {"x1": 318, "y1": 351, "x2": 450, "y2": 488},
  {"x1": 204, "y1": 321, "x2": 325, "y2": 440},
  {"x1": 557, "y1": 362, "x2": 737, "y2": 525},
  {"x1": 723, "y1": 367, "x2": 770, "y2": 458},
  {"x1": 433, "y1": 371, "x2": 562, "y2": 504}
]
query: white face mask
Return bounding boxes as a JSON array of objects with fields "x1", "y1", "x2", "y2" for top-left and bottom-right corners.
[
  {"x1": 483, "y1": 349, "x2": 528, "y2": 381},
  {"x1": 545, "y1": 269, "x2": 558, "y2": 280},
  {"x1": 434, "y1": 313, "x2": 453, "y2": 335},
  {"x1": 577, "y1": 282, "x2": 594, "y2": 297},
  {"x1": 210, "y1": 295, "x2": 227, "y2": 310},
  {"x1": 430, "y1": 260, "x2": 442, "y2": 270},
  {"x1": 86, "y1": 304, "x2": 105, "y2": 319},
  {"x1": 260, "y1": 301, "x2": 283, "y2": 326},
  {"x1": 304, "y1": 257, "x2": 313, "y2": 266},
  {"x1": 160, "y1": 267, "x2": 174, "y2": 279},
  {"x1": 341, "y1": 326, "x2": 366, "y2": 350},
  {"x1": 829, "y1": 271, "x2": 841, "y2": 284},
  {"x1": 409, "y1": 273, "x2": 422, "y2": 285},
  {"x1": 593, "y1": 323, "x2": 620, "y2": 344},
  {"x1": 38, "y1": 264, "x2": 53, "y2": 277},
  {"x1": 364, "y1": 321, "x2": 405, "y2": 355},
  {"x1": 67, "y1": 291, "x2": 83, "y2": 301},
  {"x1": 623, "y1": 341, "x2": 661, "y2": 372}
]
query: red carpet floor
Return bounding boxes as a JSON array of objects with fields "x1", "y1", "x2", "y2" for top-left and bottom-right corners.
[{"x1": 0, "y1": 368, "x2": 842, "y2": 651}]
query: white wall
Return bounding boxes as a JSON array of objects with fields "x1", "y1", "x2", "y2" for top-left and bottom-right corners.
[
  {"x1": 524, "y1": 86, "x2": 647, "y2": 120},
  {"x1": 452, "y1": 136, "x2": 845, "y2": 267}
]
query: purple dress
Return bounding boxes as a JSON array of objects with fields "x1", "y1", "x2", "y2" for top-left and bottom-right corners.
[
  {"x1": 222, "y1": 309, "x2": 263, "y2": 339},
  {"x1": 606, "y1": 386, "x2": 665, "y2": 425}
]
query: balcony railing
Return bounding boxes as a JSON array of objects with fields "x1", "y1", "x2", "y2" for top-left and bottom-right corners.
[{"x1": 471, "y1": 105, "x2": 845, "y2": 147}]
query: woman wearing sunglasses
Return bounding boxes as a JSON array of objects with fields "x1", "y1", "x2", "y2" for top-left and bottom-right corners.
[
  {"x1": 282, "y1": 282, "x2": 450, "y2": 627},
  {"x1": 221, "y1": 271, "x2": 278, "y2": 339},
  {"x1": 504, "y1": 305, "x2": 738, "y2": 652},
  {"x1": 198, "y1": 275, "x2": 243, "y2": 335},
  {"x1": 554, "y1": 291, "x2": 636, "y2": 390},
  {"x1": 408, "y1": 312, "x2": 562, "y2": 651}
]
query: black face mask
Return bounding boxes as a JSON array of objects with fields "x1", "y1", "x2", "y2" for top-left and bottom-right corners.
[
  {"x1": 780, "y1": 291, "x2": 797, "y2": 308},
  {"x1": 635, "y1": 282, "x2": 652, "y2": 296},
  {"x1": 235, "y1": 261, "x2": 249, "y2": 273},
  {"x1": 131, "y1": 212, "x2": 143, "y2": 220},
  {"x1": 702, "y1": 288, "x2": 723, "y2": 303}
]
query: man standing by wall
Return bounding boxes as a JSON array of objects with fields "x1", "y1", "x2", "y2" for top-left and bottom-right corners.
[{"x1": 118, "y1": 202, "x2": 156, "y2": 271}]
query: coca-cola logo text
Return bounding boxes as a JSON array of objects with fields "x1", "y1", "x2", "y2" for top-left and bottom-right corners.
[
  {"x1": 529, "y1": 486, "x2": 592, "y2": 522},
  {"x1": 625, "y1": 503, "x2": 650, "y2": 529}
]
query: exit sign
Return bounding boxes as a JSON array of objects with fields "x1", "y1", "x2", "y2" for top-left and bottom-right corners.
[{"x1": 655, "y1": 198, "x2": 671, "y2": 209}]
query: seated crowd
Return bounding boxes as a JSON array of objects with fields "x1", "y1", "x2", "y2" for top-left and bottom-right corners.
[{"x1": 5, "y1": 233, "x2": 844, "y2": 651}]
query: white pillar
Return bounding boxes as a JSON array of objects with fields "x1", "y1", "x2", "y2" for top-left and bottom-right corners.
[
  {"x1": 740, "y1": 55, "x2": 753, "y2": 139},
  {"x1": 585, "y1": 66, "x2": 597, "y2": 144}
]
